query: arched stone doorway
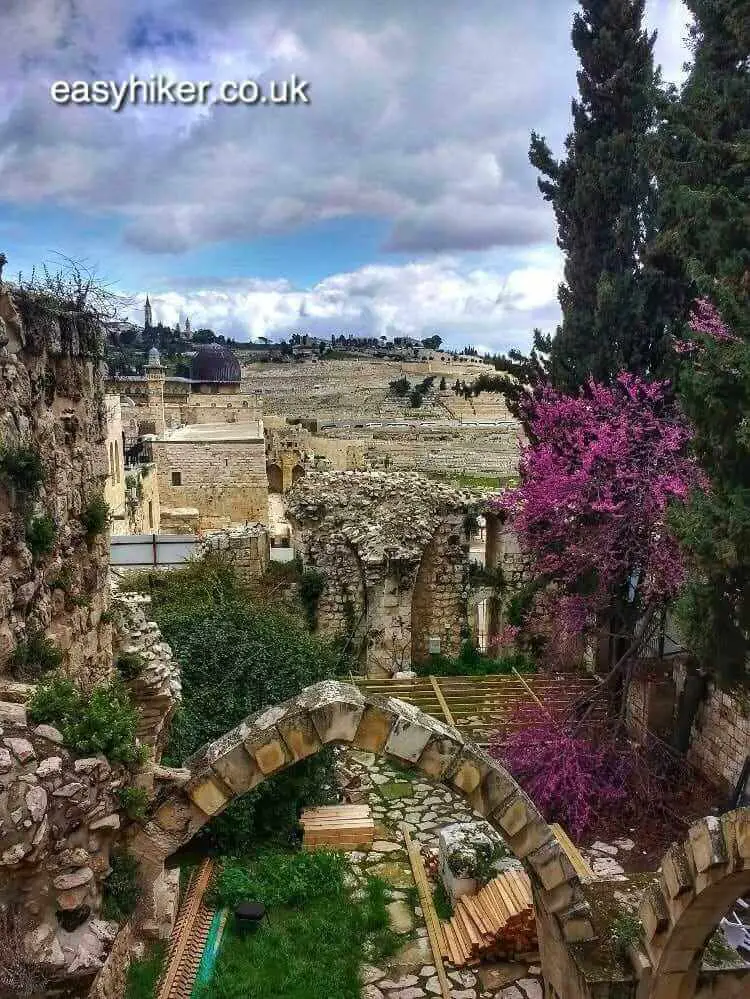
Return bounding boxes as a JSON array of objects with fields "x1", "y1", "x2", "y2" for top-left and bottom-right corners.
[
  {"x1": 266, "y1": 462, "x2": 283, "y2": 493},
  {"x1": 129, "y1": 681, "x2": 595, "y2": 952},
  {"x1": 290, "y1": 463, "x2": 305, "y2": 485},
  {"x1": 411, "y1": 519, "x2": 469, "y2": 664},
  {"x1": 640, "y1": 813, "x2": 750, "y2": 998}
]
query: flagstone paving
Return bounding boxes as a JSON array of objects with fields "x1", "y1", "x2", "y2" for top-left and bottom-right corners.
[{"x1": 334, "y1": 749, "x2": 543, "y2": 999}]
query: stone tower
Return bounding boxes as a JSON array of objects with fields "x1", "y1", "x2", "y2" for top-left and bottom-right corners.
[
  {"x1": 145, "y1": 346, "x2": 166, "y2": 434},
  {"x1": 144, "y1": 294, "x2": 153, "y2": 330}
]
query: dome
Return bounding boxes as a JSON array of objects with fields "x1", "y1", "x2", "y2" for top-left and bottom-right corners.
[
  {"x1": 147, "y1": 346, "x2": 161, "y2": 366},
  {"x1": 190, "y1": 343, "x2": 241, "y2": 384}
]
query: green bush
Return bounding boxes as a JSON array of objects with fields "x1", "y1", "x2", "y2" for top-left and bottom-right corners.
[
  {"x1": 102, "y1": 850, "x2": 141, "y2": 922},
  {"x1": 125, "y1": 942, "x2": 166, "y2": 999},
  {"x1": 298, "y1": 568, "x2": 325, "y2": 629},
  {"x1": 416, "y1": 645, "x2": 537, "y2": 677},
  {"x1": 117, "y1": 785, "x2": 149, "y2": 821},
  {"x1": 212, "y1": 850, "x2": 346, "y2": 909},
  {"x1": 116, "y1": 651, "x2": 145, "y2": 681},
  {"x1": 10, "y1": 630, "x2": 63, "y2": 680},
  {"x1": 28, "y1": 673, "x2": 145, "y2": 766},
  {"x1": 25, "y1": 514, "x2": 57, "y2": 560},
  {"x1": 0, "y1": 444, "x2": 44, "y2": 494},
  {"x1": 79, "y1": 494, "x2": 111, "y2": 540},
  {"x1": 126, "y1": 556, "x2": 344, "y2": 853}
]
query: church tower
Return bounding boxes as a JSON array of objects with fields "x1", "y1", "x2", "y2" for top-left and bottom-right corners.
[
  {"x1": 185, "y1": 316, "x2": 192, "y2": 338},
  {"x1": 145, "y1": 346, "x2": 166, "y2": 434},
  {"x1": 144, "y1": 295, "x2": 153, "y2": 330}
]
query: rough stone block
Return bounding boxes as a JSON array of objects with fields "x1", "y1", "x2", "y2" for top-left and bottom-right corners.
[
  {"x1": 559, "y1": 904, "x2": 596, "y2": 943},
  {"x1": 353, "y1": 699, "x2": 399, "y2": 753},
  {"x1": 526, "y1": 840, "x2": 575, "y2": 891},
  {"x1": 277, "y1": 711, "x2": 322, "y2": 762},
  {"x1": 688, "y1": 816, "x2": 728, "y2": 873},
  {"x1": 384, "y1": 708, "x2": 434, "y2": 763},
  {"x1": 509, "y1": 821, "x2": 555, "y2": 863},
  {"x1": 734, "y1": 808, "x2": 750, "y2": 860},
  {"x1": 417, "y1": 734, "x2": 463, "y2": 780},
  {"x1": 468, "y1": 763, "x2": 518, "y2": 817},
  {"x1": 639, "y1": 884, "x2": 670, "y2": 941},
  {"x1": 211, "y1": 740, "x2": 262, "y2": 794},
  {"x1": 661, "y1": 842, "x2": 695, "y2": 899},
  {"x1": 185, "y1": 774, "x2": 232, "y2": 817},
  {"x1": 307, "y1": 682, "x2": 365, "y2": 744},
  {"x1": 493, "y1": 792, "x2": 535, "y2": 839},
  {"x1": 446, "y1": 747, "x2": 494, "y2": 796}
]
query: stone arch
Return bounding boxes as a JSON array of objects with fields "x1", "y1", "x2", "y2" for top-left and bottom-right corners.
[
  {"x1": 639, "y1": 811, "x2": 750, "y2": 998},
  {"x1": 291, "y1": 463, "x2": 305, "y2": 485},
  {"x1": 411, "y1": 517, "x2": 469, "y2": 663},
  {"x1": 130, "y1": 681, "x2": 594, "y2": 948},
  {"x1": 266, "y1": 462, "x2": 283, "y2": 493}
]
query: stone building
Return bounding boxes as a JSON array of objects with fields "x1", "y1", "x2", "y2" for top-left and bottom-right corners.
[
  {"x1": 287, "y1": 470, "x2": 516, "y2": 676},
  {"x1": 152, "y1": 421, "x2": 269, "y2": 531},
  {"x1": 106, "y1": 343, "x2": 259, "y2": 436}
]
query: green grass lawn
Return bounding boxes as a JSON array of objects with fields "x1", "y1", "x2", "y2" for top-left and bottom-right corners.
[{"x1": 198, "y1": 852, "x2": 400, "y2": 999}]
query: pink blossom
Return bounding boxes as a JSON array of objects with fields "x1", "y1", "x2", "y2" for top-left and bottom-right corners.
[{"x1": 491, "y1": 373, "x2": 702, "y2": 654}]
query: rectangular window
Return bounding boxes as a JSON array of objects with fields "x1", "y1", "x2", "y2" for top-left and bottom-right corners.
[
  {"x1": 148, "y1": 501, "x2": 154, "y2": 530},
  {"x1": 171, "y1": 471, "x2": 182, "y2": 486}
]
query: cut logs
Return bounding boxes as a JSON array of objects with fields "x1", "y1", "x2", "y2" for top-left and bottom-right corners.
[
  {"x1": 440, "y1": 868, "x2": 537, "y2": 967},
  {"x1": 299, "y1": 804, "x2": 374, "y2": 851}
]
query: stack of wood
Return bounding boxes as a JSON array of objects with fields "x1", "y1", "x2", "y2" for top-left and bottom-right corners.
[
  {"x1": 299, "y1": 804, "x2": 374, "y2": 851},
  {"x1": 440, "y1": 867, "x2": 537, "y2": 967}
]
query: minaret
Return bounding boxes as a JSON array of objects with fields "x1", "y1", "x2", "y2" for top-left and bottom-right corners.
[
  {"x1": 144, "y1": 295, "x2": 153, "y2": 330},
  {"x1": 145, "y1": 346, "x2": 166, "y2": 434}
]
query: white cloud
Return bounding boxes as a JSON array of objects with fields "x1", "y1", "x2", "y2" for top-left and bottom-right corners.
[{"x1": 133, "y1": 249, "x2": 563, "y2": 351}]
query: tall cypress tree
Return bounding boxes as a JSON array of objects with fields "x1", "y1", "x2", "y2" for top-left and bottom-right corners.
[
  {"x1": 655, "y1": 1, "x2": 750, "y2": 687},
  {"x1": 493, "y1": 0, "x2": 669, "y2": 414}
]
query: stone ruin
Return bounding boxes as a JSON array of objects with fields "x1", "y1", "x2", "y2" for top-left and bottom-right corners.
[{"x1": 286, "y1": 469, "x2": 520, "y2": 676}]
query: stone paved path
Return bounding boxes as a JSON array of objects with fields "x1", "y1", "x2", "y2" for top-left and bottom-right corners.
[{"x1": 335, "y1": 749, "x2": 544, "y2": 999}]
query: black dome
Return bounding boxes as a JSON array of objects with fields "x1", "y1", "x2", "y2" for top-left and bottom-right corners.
[{"x1": 190, "y1": 343, "x2": 241, "y2": 383}]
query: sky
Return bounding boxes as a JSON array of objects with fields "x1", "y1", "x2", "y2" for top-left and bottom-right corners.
[{"x1": 0, "y1": 0, "x2": 692, "y2": 350}]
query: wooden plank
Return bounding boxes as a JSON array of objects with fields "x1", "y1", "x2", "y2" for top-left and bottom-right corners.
[
  {"x1": 550, "y1": 822, "x2": 595, "y2": 881},
  {"x1": 429, "y1": 675, "x2": 456, "y2": 727},
  {"x1": 401, "y1": 825, "x2": 452, "y2": 999}
]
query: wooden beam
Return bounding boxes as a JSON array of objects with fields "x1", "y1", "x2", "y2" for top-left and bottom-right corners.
[
  {"x1": 429, "y1": 675, "x2": 455, "y2": 727},
  {"x1": 550, "y1": 822, "x2": 595, "y2": 881},
  {"x1": 401, "y1": 824, "x2": 452, "y2": 999}
]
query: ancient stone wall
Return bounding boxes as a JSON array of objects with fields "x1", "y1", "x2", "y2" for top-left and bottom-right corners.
[
  {"x1": 287, "y1": 471, "x2": 480, "y2": 675},
  {"x1": 0, "y1": 698, "x2": 125, "y2": 988},
  {"x1": 122, "y1": 463, "x2": 160, "y2": 535},
  {"x1": 199, "y1": 524, "x2": 270, "y2": 583},
  {"x1": 152, "y1": 436, "x2": 269, "y2": 529},
  {"x1": 0, "y1": 285, "x2": 113, "y2": 687},
  {"x1": 111, "y1": 590, "x2": 181, "y2": 757},
  {"x1": 673, "y1": 662, "x2": 750, "y2": 792},
  {"x1": 411, "y1": 516, "x2": 469, "y2": 663}
]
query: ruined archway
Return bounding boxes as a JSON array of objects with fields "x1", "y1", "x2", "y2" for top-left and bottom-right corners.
[
  {"x1": 266, "y1": 462, "x2": 283, "y2": 493},
  {"x1": 411, "y1": 518, "x2": 469, "y2": 664},
  {"x1": 639, "y1": 812, "x2": 750, "y2": 998},
  {"x1": 130, "y1": 681, "x2": 596, "y2": 951}
]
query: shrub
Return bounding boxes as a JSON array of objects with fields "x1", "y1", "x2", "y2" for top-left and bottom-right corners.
[
  {"x1": 211, "y1": 850, "x2": 347, "y2": 909},
  {"x1": 416, "y1": 646, "x2": 536, "y2": 678},
  {"x1": 25, "y1": 514, "x2": 56, "y2": 560},
  {"x1": 28, "y1": 673, "x2": 145, "y2": 766},
  {"x1": 116, "y1": 651, "x2": 145, "y2": 681},
  {"x1": 388, "y1": 376, "x2": 410, "y2": 398},
  {"x1": 80, "y1": 494, "x2": 111, "y2": 539},
  {"x1": 9, "y1": 630, "x2": 63, "y2": 680},
  {"x1": 118, "y1": 785, "x2": 149, "y2": 822},
  {"x1": 409, "y1": 387, "x2": 424, "y2": 408},
  {"x1": 610, "y1": 913, "x2": 643, "y2": 956},
  {"x1": 298, "y1": 568, "x2": 325, "y2": 630},
  {"x1": 0, "y1": 444, "x2": 44, "y2": 494},
  {"x1": 125, "y1": 942, "x2": 166, "y2": 999},
  {"x1": 126, "y1": 556, "x2": 343, "y2": 853},
  {"x1": 102, "y1": 850, "x2": 141, "y2": 922}
]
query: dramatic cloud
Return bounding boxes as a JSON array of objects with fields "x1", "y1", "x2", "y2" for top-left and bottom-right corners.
[
  {"x1": 131, "y1": 249, "x2": 564, "y2": 352},
  {"x1": 0, "y1": 0, "x2": 691, "y2": 345}
]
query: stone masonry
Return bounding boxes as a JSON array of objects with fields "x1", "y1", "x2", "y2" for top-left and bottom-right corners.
[
  {"x1": 198, "y1": 523, "x2": 270, "y2": 583},
  {"x1": 287, "y1": 471, "x2": 491, "y2": 675},
  {"x1": 0, "y1": 284, "x2": 113, "y2": 687}
]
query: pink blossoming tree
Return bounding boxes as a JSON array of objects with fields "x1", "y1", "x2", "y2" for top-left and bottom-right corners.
[{"x1": 492, "y1": 373, "x2": 704, "y2": 664}]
